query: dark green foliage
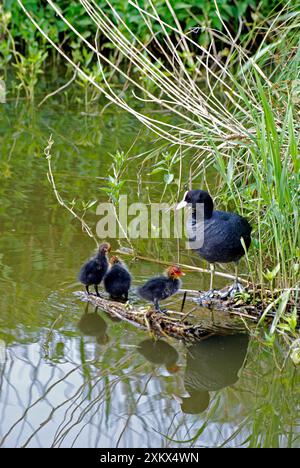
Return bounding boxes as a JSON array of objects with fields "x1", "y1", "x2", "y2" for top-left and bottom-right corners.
[{"x1": 0, "y1": 0, "x2": 288, "y2": 67}]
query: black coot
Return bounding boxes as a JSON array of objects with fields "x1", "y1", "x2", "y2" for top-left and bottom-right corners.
[
  {"x1": 138, "y1": 265, "x2": 185, "y2": 313},
  {"x1": 104, "y1": 255, "x2": 131, "y2": 301},
  {"x1": 177, "y1": 190, "x2": 251, "y2": 296},
  {"x1": 78, "y1": 242, "x2": 111, "y2": 296}
]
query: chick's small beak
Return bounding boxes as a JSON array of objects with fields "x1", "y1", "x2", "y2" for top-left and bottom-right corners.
[{"x1": 180, "y1": 272, "x2": 186, "y2": 276}]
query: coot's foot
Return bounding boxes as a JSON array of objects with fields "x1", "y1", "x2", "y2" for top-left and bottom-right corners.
[
  {"x1": 198, "y1": 289, "x2": 218, "y2": 300},
  {"x1": 219, "y1": 282, "x2": 244, "y2": 299},
  {"x1": 154, "y1": 305, "x2": 168, "y2": 314}
]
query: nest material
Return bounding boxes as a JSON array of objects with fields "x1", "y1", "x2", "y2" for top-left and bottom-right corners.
[
  {"x1": 75, "y1": 286, "x2": 298, "y2": 342},
  {"x1": 76, "y1": 291, "x2": 215, "y2": 341},
  {"x1": 195, "y1": 286, "x2": 299, "y2": 317},
  {"x1": 75, "y1": 291, "x2": 251, "y2": 341}
]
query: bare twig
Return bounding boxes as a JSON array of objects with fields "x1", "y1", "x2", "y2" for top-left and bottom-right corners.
[
  {"x1": 44, "y1": 135, "x2": 98, "y2": 245},
  {"x1": 38, "y1": 66, "x2": 78, "y2": 107}
]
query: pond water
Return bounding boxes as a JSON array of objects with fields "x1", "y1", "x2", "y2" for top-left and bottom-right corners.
[{"x1": 0, "y1": 93, "x2": 299, "y2": 448}]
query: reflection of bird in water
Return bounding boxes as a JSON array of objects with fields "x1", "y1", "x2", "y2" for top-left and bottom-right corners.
[
  {"x1": 181, "y1": 334, "x2": 249, "y2": 414},
  {"x1": 78, "y1": 305, "x2": 109, "y2": 345},
  {"x1": 137, "y1": 339, "x2": 180, "y2": 373}
]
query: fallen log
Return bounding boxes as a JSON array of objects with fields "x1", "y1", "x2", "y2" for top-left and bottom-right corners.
[
  {"x1": 75, "y1": 290, "x2": 253, "y2": 342},
  {"x1": 75, "y1": 283, "x2": 299, "y2": 342}
]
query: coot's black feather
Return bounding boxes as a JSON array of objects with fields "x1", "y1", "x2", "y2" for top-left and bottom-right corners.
[
  {"x1": 79, "y1": 255, "x2": 108, "y2": 285},
  {"x1": 104, "y1": 257, "x2": 131, "y2": 300},
  {"x1": 184, "y1": 190, "x2": 252, "y2": 263},
  {"x1": 78, "y1": 243, "x2": 110, "y2": 295},
  {"x1": 138, "y1": 266, "x2": 184, "y2": 312},
  {"x1": 138, "y1": 276, "x2": 181, "y2": 302},
  {"x1": 177, "y1": 190, "x2": 251, "y2": 295},
  {"x1": 195, "y1": 210, "x2": 252, "y2": 263}
]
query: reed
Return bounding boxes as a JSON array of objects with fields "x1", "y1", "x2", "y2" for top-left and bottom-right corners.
[{"x1": 18, "y1": 0, "x2": 299, "y2": 326}]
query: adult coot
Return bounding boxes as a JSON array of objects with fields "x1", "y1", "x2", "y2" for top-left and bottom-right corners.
[
  {"x1": 104, "y1": 255, "x2": 131, "y2": 301},
  {"x1": 177, "y1": 189, "x2": 251, "y2": 296},
  {"x1": 78, "y1": 242, "x2": 111, "y2": 296},
  {"x1": 138, "y1": 265, "x2": 185, "y2": 313}
]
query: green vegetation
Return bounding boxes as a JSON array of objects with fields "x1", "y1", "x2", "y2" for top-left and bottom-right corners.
[
  {"x1": 0, "y1": 1, "x2": 296, "y2": 99},
  {"x1": 0, "y1": 1, "x2": 299, "y2": 450},
  {"x1": 1, "y1": 1, "x2": 299, "y2": 335}
]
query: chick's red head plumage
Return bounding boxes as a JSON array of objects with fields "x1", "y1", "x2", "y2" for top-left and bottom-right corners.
[
  {"x1": 167, "y1": 265, "x2": 185, "y2": 278},
  {"x1": 110, "y1": 255, "x2": 121, "y2": 265}
]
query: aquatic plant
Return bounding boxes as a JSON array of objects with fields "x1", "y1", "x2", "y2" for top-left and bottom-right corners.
[
  {"x1": 18, "y1": 1, "x2": 299, "y2": 283},
  {"x1": 7, "y1": 1, "x2": 298, "y2": 340}
]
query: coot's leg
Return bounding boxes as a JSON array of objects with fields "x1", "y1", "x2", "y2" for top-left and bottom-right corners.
[
  {"x1": 153, "y1": 299, "x2": 167, "y2": 314},
  {"x1": 85, "y1": 285, "x2": 90, "y2": 295},
  {"x1": 234, "y1": 263, "x2": 239, "y2": 285},
  {"x1": 209, "y1": 263, "x2": 215, "y2": 291},
  {"x1": 220, "y1": 262, "x2": 244, "y2": 298},
  {"x1": 180, "y1": 291, "x2": 187, "y2": 313},
  {"x1": 231, "y1": 262, "x2": 244, "y2": 294},
  {"x1": 199, "y1": 263, "x2": 216, "y2": 299},
  {"x1": 94, "y1": 284, "x2": 100, "y2": 297}
]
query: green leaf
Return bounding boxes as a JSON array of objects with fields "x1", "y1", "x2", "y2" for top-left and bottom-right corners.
[
  {"x1": 164, "y1": 173, "x2": 174, "y2": 185},
  {"x1": 151, "y1": 167, "x2": 166, "y2": 175},
  {"x1": 263, "y1": 263, "x2": 280, "y2": 281}
]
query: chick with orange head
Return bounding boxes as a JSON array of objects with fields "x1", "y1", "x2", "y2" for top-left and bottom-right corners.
[{"x1": 137, "y1": 265, "x2": 185, "y2": 313}]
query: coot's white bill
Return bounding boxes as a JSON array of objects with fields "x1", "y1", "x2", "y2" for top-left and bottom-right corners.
[
  {"x1": 176, "y1": 191, "x2": 188, "y2": 210},
  {"x1": 176, "y1": 200, "x2": 187, "y2": 210}
]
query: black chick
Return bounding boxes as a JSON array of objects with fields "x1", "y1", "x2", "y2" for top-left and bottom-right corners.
[
  {"x1": 79, "y1": 242, "x2": 111, "y2": 296},
  {"x1": 138, "y1": 265, "x2": 185, "y2": 313},
  {"x1": 104, "y1": 255, "x2": 131, "y2": 301},
  {"x1": 177, "y1": 189, "x2": 252, "y2": 297}
]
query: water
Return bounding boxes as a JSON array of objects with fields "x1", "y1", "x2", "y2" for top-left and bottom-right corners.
[{"x1": 0, "y1": 94, "x2": 299, "y2": 448}]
